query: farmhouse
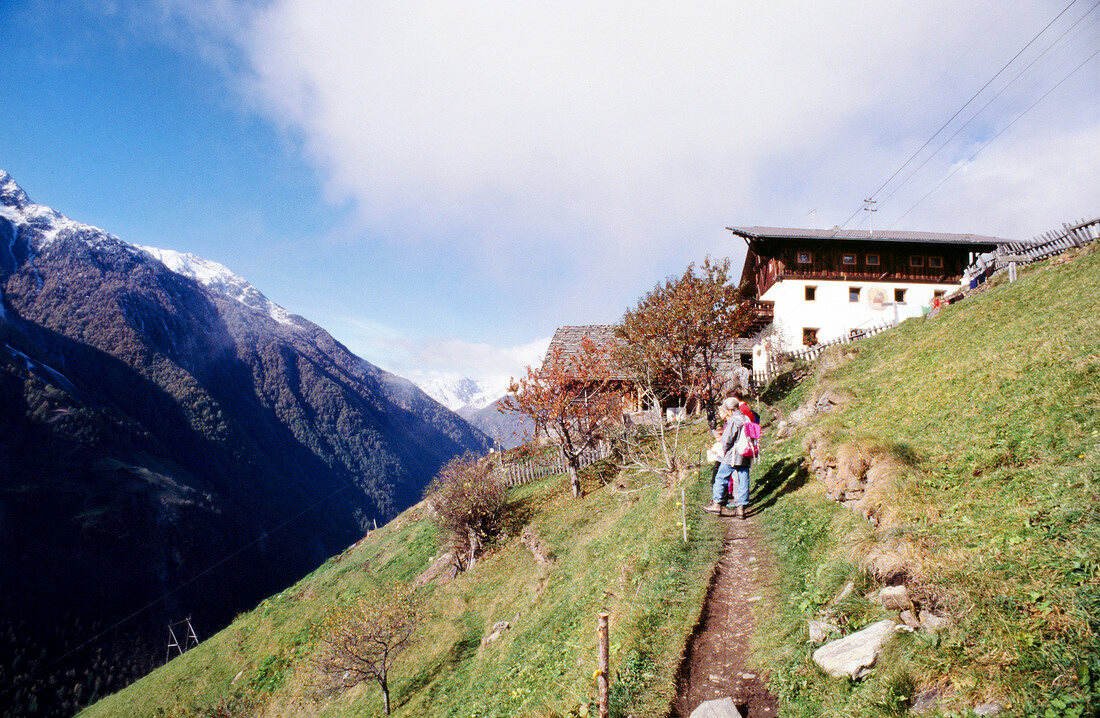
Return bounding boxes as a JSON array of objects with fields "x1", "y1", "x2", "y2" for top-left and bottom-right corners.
[
  {"x1": 729, "y1": 226, "x2": 1013, "y2": 367},
  {"x1": 543, "y1": 325, "x2": 644, "y2": 413}
]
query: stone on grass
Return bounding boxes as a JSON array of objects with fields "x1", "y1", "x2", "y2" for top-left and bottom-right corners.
[
  {"x1": 877, "y1": 585, "x2": 911, "y2": 611},
  {"x1": 920, "y1": 611, "x2": 950, "y2": 634},
  {"x1": 973, "y1": 702, "x2": 1003, "y2": 716},
  {"x1": 812, "y1": 619, "x2": 896, "y2": 679},
  {"x1": 689, "y1": 697, "x2": 746, "y2": 718},
  {"x1": 899, "y1": 610, "x2": 921, "y2": 629},
  {"x1": 808, "y1": 619, "x2": 837, "y2": 643}
]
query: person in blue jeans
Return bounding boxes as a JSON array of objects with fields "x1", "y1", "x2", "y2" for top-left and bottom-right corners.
[{"x1": 704, "y1": 396, "x2": 750, "y2": 518}]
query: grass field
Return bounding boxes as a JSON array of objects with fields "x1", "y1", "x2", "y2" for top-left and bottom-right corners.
[
  {"x1": 80, "y1": 425, "x2": 723, "y2": 718},
  {"x1": 751, "y1": 245, "x2": 1100, "y2": 717}
]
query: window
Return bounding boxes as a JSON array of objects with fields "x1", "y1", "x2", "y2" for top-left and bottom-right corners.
[
  {"x1": 849, "y1": 287, "x2": 861, "y2": 303},
  {"x1": 842, "y1": 254, "x2": 857, "y2": 265},
  {"x1": 894, "y1": 288, "x2": 907, "y2": 303},
  {"x1": 805, "y1": 286, "x2": 816, "y2": 301},
  {"x1": 797, "y1": 251, "x2": 813, "y2": 264},
  {"x1": 909, "y1": 255, "x2": 924, "y2": 267},
  {"x1": 929, "y1": 256, "x2": 943, "y2": 269},
  {"x1": 866, "y1": 254, "x2": 880, "y2": 266},
  {"x1": 933, "y1": 290, "x2": 946, "y2": 299},
  {"x1": 802, "y1": 328, "x2": 818, "y2": 346}
]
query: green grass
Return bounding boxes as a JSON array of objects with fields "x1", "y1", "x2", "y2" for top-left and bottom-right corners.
[
  {"x1": 79, "y1": 424, "x2": 723, "y2": 718},
  {"x1": 752, "y1": 246, "x2": 1100, "y2": 717}
]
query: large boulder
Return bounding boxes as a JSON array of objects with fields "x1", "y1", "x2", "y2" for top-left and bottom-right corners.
[{"x1": 812, "y1": 619, "x2": 897, "y2": 679}]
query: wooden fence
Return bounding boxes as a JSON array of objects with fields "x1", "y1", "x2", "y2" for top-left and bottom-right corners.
[
  {"x1": 751, "y1": 323, "x2": 893, "y2": 388},
  {"x1": 942, "y1": 216, "x2": 1099, "y2": 305},
  {"x1": 496, "y1": 442, "x2": 614, "y2": 488}
]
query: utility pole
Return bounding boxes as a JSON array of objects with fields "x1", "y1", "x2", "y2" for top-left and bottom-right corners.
[
  {"x1": 863, "y1": 198, "x2": 877, "y2": 235},
  {"x1": 166, "y1": 617, "x2": 200, "y2": 664}
]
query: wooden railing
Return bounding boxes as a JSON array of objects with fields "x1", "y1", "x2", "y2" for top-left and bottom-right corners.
[
  {"x1": 496, "y1": 442, "x2": 614, "y2": 488},
  {"x1": 751, "y1": 323, "x2": 893, "y2": 388},
  {"x1": 943, "y1": 217, "x2": 1099, "y2": 304}
]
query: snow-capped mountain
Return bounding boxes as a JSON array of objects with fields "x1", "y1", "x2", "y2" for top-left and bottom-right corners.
[
  {"x1": 0, "y1": 169, "x2": 491, "y2": 717},
  {"x1": 138, "y1": 245, "x2": 299, "y2": 327},
  {"x1": 417, "y1": 374, "x2": 510, "y2": 411}
]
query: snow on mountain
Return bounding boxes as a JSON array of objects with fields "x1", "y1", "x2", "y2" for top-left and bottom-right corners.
[
  {"x1": 417, "y1": 374, "x2": 511, "y2": 412},
  {"x1": 0, "y1": 169, "x2": 112, "y2": 250},
  {"x1": 138, "y1": 246, "x2": 298, "y2": 327}
]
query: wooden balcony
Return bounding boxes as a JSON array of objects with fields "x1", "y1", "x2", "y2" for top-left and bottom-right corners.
[{"x1": 745, "y1": 300, "x2": 774, "y2": 332}]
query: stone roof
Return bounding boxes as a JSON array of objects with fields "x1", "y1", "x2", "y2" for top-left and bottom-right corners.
[
  {"x1": 544, "y1": 325, "x2": 630, "y2": 378},
  {"x1": 728, "y1": 226, "x2": 1013, "y2": 247}
]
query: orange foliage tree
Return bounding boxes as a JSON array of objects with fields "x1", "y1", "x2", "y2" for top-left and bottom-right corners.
[
  {"x1": 500, "y1": 337, "x2": 622, "y2": 498},
  {"x1": 615, "y1": 256, "x2": 749, "y2": 429}
]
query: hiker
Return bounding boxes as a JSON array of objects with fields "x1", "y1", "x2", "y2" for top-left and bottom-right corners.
[{"x1": 703, "y1": 398, "x2": 749, "y2": 518}]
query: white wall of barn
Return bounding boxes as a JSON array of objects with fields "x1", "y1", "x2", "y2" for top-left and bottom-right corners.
[{"x1": 753, "y1": 278, "x2": 961, "y2": 361}]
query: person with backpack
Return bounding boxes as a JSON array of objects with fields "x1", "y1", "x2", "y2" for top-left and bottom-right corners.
[{"x1": 703, "y1": 397, "x2": 749, "y2": 517}]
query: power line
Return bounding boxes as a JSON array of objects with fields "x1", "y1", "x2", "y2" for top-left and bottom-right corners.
[
  {"x1": 828, "y1": 0, "x2": 1085, "y2": 235},
  {"x1": 878, "y1": 0, "x2": 1100, "y2": 207},
  {"x1": 867, "y1": 0, "x2": 1084, "y2": 202},
  {"x1": 889, "y1": 47, "x2": 1100, "y2": 228},
  {"x1": 1, "y1": 477, "x2": 362, "y2": 698}
]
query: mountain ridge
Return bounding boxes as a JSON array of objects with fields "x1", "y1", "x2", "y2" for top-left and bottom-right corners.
[{"x1": 0, "y1": 169, "x2": 491, "y2": 718}]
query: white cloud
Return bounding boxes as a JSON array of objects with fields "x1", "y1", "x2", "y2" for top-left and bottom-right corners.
[{"x1": 151, "y1": 0, "x2": 1099, "y2": 371}]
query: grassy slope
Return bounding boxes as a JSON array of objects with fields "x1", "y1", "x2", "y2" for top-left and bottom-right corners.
[
  {"x1": 751, "y1": 246, "x2": 1100, "y2": 717},
  {"x1": 80, "y1": 427, "x2": 722, "y2": 718}
]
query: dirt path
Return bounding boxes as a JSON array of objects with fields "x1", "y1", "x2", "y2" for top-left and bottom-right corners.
[{"x1": 671, "y1": 511, "x2": 779, "y2": 718}]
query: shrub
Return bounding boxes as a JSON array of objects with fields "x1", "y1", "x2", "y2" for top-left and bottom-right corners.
[{"x1": 424, "y1": 452, "x2": 507, "y2": 571}]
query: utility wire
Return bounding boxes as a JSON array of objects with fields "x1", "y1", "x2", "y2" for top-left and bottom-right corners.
[
  {"x1": 0, "y1": 477, "x2": 362, "y2": 697},
  {"x1": 889, "y1": 48, "x2": 1100, "y2": 228},
  {"x1": 878, "y1": 0, "x2": 1100, "y2": 207},
  {"x1": 827, "y1": 0, "x2": 1084, "y2": 236},
  {"x1": 867, "y1": 0, "x2": 1083, "y2": 202}
]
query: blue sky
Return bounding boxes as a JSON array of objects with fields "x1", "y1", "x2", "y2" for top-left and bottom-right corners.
[{"x1": 3, "y1": 0, "x2": 1098, "y2": 391}]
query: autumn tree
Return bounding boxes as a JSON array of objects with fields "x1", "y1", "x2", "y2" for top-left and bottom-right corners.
[
  {"x1": 499, "y1": 337, "x2": 622, "y2": 498},
  {"x1": 315, "y1": 584, "x2": 422, "y2": 715},
  {"x1": 424, "y1": 452, "x2": 507, "y2": 571},
  {"x1": 615, "y1": 256, "x2": 749, "y2": 430}
]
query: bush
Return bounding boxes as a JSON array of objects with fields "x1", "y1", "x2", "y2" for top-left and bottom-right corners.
[{"x1": 424, "y1": 453, "x2": 507, "y2": 571}]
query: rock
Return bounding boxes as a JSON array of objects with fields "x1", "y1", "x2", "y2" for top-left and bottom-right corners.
[
  {"x1": 484, "y1": 630, "x2": 501, "y2": 644},
  {"x1": 911, "y1": 687, "x2": 944, "y2": 713},
  {"x1": 973, "y1": 703, "x2": 1003, "y2": 716},
  {"x1": 492, "y1": 621, "x2": 511, "y2": 631},
  {"x1": 808, "y1": 620, "x2": 837, "y2": 643},
  {"x1": 689, "y1": 697, "x2": 747, "y2": 718},
  {"x1": 878, "y1": 585, "x2": 911, "y2": 611},
  {"x1": 812, "y1": 619, "x2": 896, "y2": 679},
  {"x1": 899, "y1": 610, "x2": 921, "y2": 629},
  {"x1": 919, "y1": 611, "x2": 950, "y2": 634},
  {"x1": 775, "y1": 420, "x2": 789, "y2": 438}
]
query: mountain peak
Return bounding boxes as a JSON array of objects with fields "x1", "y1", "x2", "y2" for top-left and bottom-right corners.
[
  {"x1": 0, "y1": 169, "x2": 109, "y2": 249},
  {"x1": 0, "y1": 169, "x2": 31, "y2": 210},
  {"x1": 138, "y1": 245, "x2": 299, "y2": 327}
]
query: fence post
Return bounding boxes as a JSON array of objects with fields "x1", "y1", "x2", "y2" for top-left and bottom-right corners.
[
  {"x1": 1009, "y1": 261, "x2": 1017, "y2": 283},
  {"x1": 681, "y1": 486, "x2": 687, "y2": 543},
  {"x1": 597, "y1": 612, "x2": 610, "y2": 718}
]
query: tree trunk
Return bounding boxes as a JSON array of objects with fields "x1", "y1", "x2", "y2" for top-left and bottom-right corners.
[
  {"x1": 567, "y1": 463, "x2": 581, "y2": 498},
  {"x1": 382, "y1": 679, "x2": 390, "y2": 715}
]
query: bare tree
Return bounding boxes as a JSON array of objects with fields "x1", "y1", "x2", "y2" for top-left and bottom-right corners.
[{"x1": 315, "y1": 585, "x2": 421, "y2": 715}]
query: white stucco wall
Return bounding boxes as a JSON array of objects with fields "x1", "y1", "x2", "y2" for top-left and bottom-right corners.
[{"x1": 757, "y1": 278, "x2": 959, "y2": 355}]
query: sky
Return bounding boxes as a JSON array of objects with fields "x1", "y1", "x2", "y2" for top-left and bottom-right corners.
[{"x1": 2, "y1": 0, "x2": 1098, "y2": 393}]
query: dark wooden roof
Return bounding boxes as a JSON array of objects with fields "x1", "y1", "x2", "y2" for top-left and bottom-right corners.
[
  {"x1": 544, "y1": 325, "x2": 631, "y2": 378},
  {"x1": 728, "y1": 226, "x2": 1013, "y2": 247}
]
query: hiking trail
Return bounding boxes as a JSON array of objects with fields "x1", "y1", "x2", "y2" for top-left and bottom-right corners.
[{"x1": 671, "y1": 510, "x2": 779, "y2": 718}]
